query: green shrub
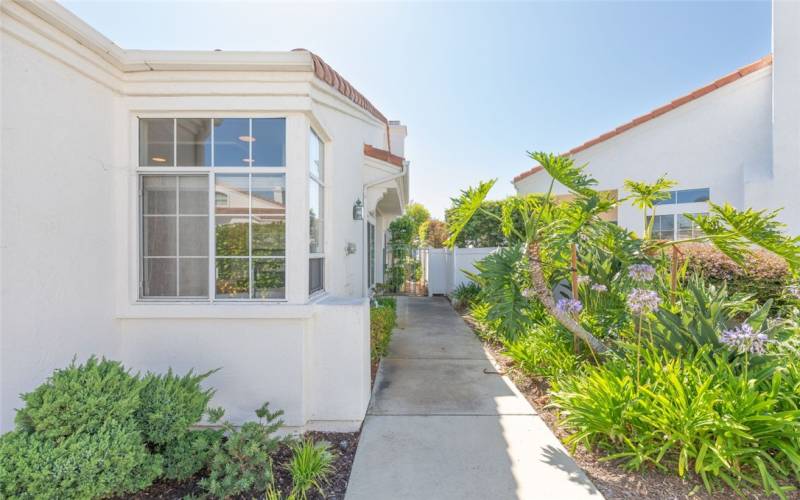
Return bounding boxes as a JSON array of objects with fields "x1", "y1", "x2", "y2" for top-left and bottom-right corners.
[
  {"x1": 468, "y1": 300, "x2": 502, "y2": 342},
  {"x1": 8, "y1": 357, "x2": 223, "y2": 497},
  {"x1": 15, "y1": 356, "x2": 142, "y2": 442},
  {"x1": 552, "y1": 346, "x2": 800, "y2": 498},
  {"x1": 0, "y1": 420, "x2": 162, "y2": 499},
  {"x1": 201, "y1": 403, "x2": 284, "y2": 498},
  {"x1": 160, "y1": 428, "x2": 223, "y2": 481},
  {"x1": 370, "y1": 304, "x2": 396, "y2": 361},
  {"x1": 286, "y1": 439, "x2": 335, "y2": 500},
  {"x1": 679, "y1": 243, "x2": 790, "y2": 305},
  {"x1": 504, "y1": 324, "x2": 580, "y2": 380},
  {"x1": 136, "y1": 368, "x2": 217, "y2": 446},
  {"x1": 375, "y1": 296, "x2": 396, "y2": 310},
  {"x1": 451, "y1": 282, "x2": 481, "y2": 310}
]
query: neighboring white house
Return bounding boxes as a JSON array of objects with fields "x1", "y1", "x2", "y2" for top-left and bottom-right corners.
[
  {"x1": 514, "y1": 0, "x2": 800, "y2": 238},
  {"x1": 0, "y1": 1, "x2": 409, "y2": 432}
]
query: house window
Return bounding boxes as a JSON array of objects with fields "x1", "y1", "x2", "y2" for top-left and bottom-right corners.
[
  {"x1": 309, "y1": 129, "x2": 325, "y2": 295},
  {"x1": 654, "y1": 188, "x2": 710, "y2": 205},
  {"x1": 138, "y1": 117, "x2": 286, "y2": 301},
  {"x1": 368, "y1": 222, "x2": 376, "y2": 287},
  {"x1": 141, "y1": 175, "x2": 209, "y2": 297},
  {"x1": 677, "y1": 213, "x2": 706, "y2": 240},
  {"x1": 647, "y1": 213, "x2": 708, "y2": 240},
  {"x1": 649, "y1": 214, "x2": 676, "y2": 241}
]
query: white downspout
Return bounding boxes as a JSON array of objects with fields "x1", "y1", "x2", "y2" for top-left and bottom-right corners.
[{"x1": 362, "y1": 161, "x2": 409, "y2": 297}]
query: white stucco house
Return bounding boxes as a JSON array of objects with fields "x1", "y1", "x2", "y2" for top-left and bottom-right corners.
[
  {"x1": 514, "y1": 1, "x2": 800, "y2": 238},
  {"x1": 0, "y1": 0, "x2": 410, "y2": 432}
]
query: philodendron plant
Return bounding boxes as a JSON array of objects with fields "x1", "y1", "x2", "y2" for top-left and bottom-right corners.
[{"x1": 446, "y1": 152, "x2": 800, "y2": 355}]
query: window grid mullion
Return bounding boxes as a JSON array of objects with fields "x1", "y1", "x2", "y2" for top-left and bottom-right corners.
[
  {"x1": 209, "y1": 172, "x2": 215, "y2": 302},
  {"x1": 249, "y1": 173, "x2": 253, "y2": 299},
  {"x1": 175, "y1": 175, "x2": 180, "y2": 297}
]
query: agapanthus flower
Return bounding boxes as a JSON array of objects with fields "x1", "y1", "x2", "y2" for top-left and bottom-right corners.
[
  {"x1": 577, "y1": 275, "x2": 591, "y2": 285},
  {"x1": 556, "y1": 298, "x2": 583, "y2": 315},
  {"x1": 720, "y1": 323, "x2": 769, "y2": 355},
  {"x1": 626, "y1": 288, "x2": 661, "y2": 315},
  {"x1": 788, "y1": 284, "x2": 800, "y2": 300},
  {"x1": 522, "y1": 288, "x2": 535, "y2": 299},
  {"x1": 591, "y1": 283, "x2": 608, "y2": 293},
  {"x1": 628, "y1": 263, "x2": 656, "y2": 282}
]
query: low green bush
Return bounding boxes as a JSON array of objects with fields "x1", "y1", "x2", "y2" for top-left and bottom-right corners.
[
  {"x1": 15, "y1": 357, "x2": 141, "y2": 442},
  {"x1": 375, "y1": 296, "x2": 397, "y2": 310},
  {"x1": 160, "y1": 428, "x2": 223, "y2": 481},
  {"x1": 552, "y1": 345, "x2": 800, "y2": 497},
  {"x1": 504, "y1": 323, "x2": 580, "y2": 380},
  {"x1": 0, "y1": 420, "x2": 162, "y2": 499},
  {"x1": 4, "y1": 357, "x2": 223, "y2": 499},
  {"x1": 451, "y1": 282, "x2": 482, "y2": 310},
  {"x1": 137, "y1": 368, "x2": 216, "y2": 446},
  {"x1": 201, "y1": 403, "x2": 284, "y2": 498},
  {"x1": 678, "y1": 243, "x2": 791, "y2": 306},
  {"x1": 370, "y1": 304, "x2": 396, "y2": 361}
]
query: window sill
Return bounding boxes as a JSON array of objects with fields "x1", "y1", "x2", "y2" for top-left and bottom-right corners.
[{"x1": 117, "y1": 301, "x2": 314, "y2": 320}]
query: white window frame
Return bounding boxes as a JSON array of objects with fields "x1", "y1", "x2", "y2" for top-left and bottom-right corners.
[
  {"x1": 136, "y1": 116, "x2": 288, "y2": 303},
  {"x1": 308, "y1": 128, "x2": 325, "y2": 296}
]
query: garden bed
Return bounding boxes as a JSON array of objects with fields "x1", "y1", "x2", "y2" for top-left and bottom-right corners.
[
  {"x1": 119, "y1": 431, "x2": 360, "y2": 500},
  {"x1": 460, "y1": 310, "x2": 787, "y2": 500}
]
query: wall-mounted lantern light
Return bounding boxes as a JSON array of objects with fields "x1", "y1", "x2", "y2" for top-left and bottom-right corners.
[{"x1": 353, "y1": 199, "x2": 364, "y2": 220}]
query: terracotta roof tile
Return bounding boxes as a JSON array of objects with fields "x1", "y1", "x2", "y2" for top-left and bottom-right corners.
[
  {"x1": 364, "y1": 144, "x2": 404, "y2": 168},
  {"x1": 512, "y1": 54, "x2": 773, "y2": 184},
  {"x1": 293, "y1": 49, "x2": 388, "y2": 125}
]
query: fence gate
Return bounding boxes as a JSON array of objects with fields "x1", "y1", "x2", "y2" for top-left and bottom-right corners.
[{"x1": 423, "y1": 247, "x2": 498, "y2": 296}]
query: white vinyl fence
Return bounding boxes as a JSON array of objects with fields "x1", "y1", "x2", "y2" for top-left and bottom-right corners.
[{"x1": 424, "y1": 247, "x2": 499, "y2": 296}]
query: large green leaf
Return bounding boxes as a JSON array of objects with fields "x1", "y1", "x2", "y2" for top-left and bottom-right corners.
[
  {"x1": 445, "y1": 179, "x2": 496, "y2": 248},
  {"x1": 528, "y1": 151, "x2": 598, "y2": 197}
]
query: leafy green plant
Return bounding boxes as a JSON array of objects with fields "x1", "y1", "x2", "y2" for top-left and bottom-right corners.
[
  {"x1": 504, "y1": 323, "x2": 580, "y2": 380},
  {"x1": 624, "y1": 176, "x2": 676, "y2": 239},
  {"x1": 136, "y1": 368, "x2": 217, "y2": 446},
  {"x1": 0, "y1": 419, "x2": 162, "y2": 499},
  {"x1": 371, "y1": 304, "x2": 397, "y2": 361},
  {"x1": 552, "y1": 345, "x2": 800, "y2": 498},
  {"x1": 15, "y1": 357, "x2": 142, "y2": 442},
  {"x1": 160, "y1": 428, "x2": 224, "y2": 481},
  {"x1": 451, "y1": 282, "x2": 482, "y2": 310},
  {"x1": 201, "y1": 402, "x2": 285, "y2": 498},
  {"x1": 286, "y1": 439, "x2": 335, "y2": 500}
]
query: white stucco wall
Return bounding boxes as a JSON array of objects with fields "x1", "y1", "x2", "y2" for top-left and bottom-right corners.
[
  {"x1": 765, "y1": 0, "x2": 800, "y2": 235},
  {"x1": 515, "y1": 67, "x2": 773, "y2": 236},
  {"x1": 1, "y1": 13, "x2": 120, "y2": 431},
  {"x1": 0, "y1": 1, "x2": 400, "y2": 432}
]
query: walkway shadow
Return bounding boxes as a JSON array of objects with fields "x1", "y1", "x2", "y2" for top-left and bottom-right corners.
[{"x1": 540, "y1": 444, "x2": 599, "y2": 494}]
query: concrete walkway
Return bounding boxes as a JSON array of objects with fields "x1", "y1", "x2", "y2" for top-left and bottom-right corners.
[{"x1": 345, "y1": 297, "x2": 602, "y2": 500}]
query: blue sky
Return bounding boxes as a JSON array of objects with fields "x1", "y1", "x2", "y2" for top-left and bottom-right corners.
[{"x1": 62, "y1": 0, "x2": 771, "y2": 218}]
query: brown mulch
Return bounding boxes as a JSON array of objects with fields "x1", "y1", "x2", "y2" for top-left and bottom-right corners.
[
  {"x1": 458, "y1": 306, "x2": 790, "y2": 500},
  {"x1": 126, "y1": 431, "x2": 360, "y2": 499}
]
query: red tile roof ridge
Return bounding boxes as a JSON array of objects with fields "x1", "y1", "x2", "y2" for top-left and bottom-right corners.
[
  {"x1": 512, "y1": 54, "x2": 773, "y2": 184},
  {"x1": 364, "y1": 144, "x2": 404, "y2": 168},
  {"x1": 293, "y1": 48, "x2": 388, "y2": 125}
]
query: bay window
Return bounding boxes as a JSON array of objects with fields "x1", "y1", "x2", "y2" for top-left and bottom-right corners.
[
  {"x1": 309, "y1": 129, "x2": 325, "y2": 294},
  {"x1": 138, "y1": 117, "x2": 287, "y2": 301}
]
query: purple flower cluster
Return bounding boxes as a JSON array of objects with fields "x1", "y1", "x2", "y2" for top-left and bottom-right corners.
[
  {"x1": 628, "y1": 263, "x2": 656, "y2": 282},
  {"x1": 626, "y1": 288, "x2": 661, "y2": 315},
  {"x1": 577, "y1": 275, "x2": 591, "y2": 285},
  {"x1": 556, "y1": 298, "x2": 583, "y2": 315},
  {"x1": 591, "y1": 284, "x2": 608, "y2": 293},
  {"x1": 720, "y1": 323, "x2": 769, "y2": 355},
  {"x1": 788, "y1": 284, "x2": 800, "y2": 300}
]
